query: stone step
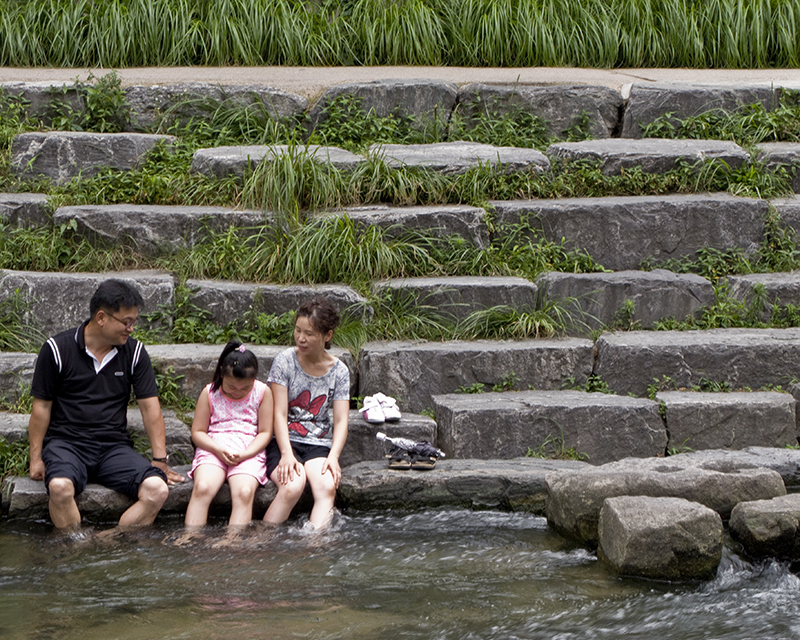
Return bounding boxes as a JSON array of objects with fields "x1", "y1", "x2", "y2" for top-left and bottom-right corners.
[
  {"x1": 546, "y1": 138, "x2": 749, "y2": 175},
  {"x1": 757, "y1": 142, "x2": 800, "y2": 193},
  {"x1": 369, "y1": 141, "x2": 550, "y2": 174},
  {"x1": 621, "y1": 83, "x2": 778, "y2": 139},
  {"x1": 190, "y1": 144, "x2": 364, "y2": 179},
  {"x1": 53, "y1": 204, "x2": 267, "y2": 255},
  {"x1": 595, "y1": 327, "x2": 800, "y2": 397},
  {"x1": 186, "y1": 280, "x2": 369, "y2": 326},
  {"x1": 431, "y1": 390, "x2": 666, "y2": 464},
  {"x1": 536, "y1": 269, "x2": 714, "y2": 331},
  {"x1": 729, "y1": 493, "x2": 800, "y2": 560},
  {"x1": 0, "y1": 193, "x2": 51, "y2": 228},
  {"x1": 766, "y1": 195, "x2": 800, "y2": 242},
  {"x1": 657, "y1": 391, "x2": 797, "y2": 450},
  {"x1": 457, "y1": 83, "x2": 622, "y2": 139},
  {"x1": 372, "y1": 276, "x2": 539, "y2": 321},
  {"x1": 546, "y1": 448, "x2": 791, "y2": 546},
  {"x1": 2, "y1": 457, "x2": 588, "y2": 521},
  {"x1": 321, "y1": 203, "x2": 489, "y2": 248},
  {"x1": 358, "y1": 338, "x2": 594, "y2": 415},
  {"x1": 0, "y1": 269, "x2": 176, "y2": 338},
  {"x1": 725, "y1": 271, "x2": 800, "y2": 310},
  {"x1": 490, "y1": 193, "x2": 767, "y2": 271},
  {"x1": 10, "y1": 131, "x2": 176, "y2": 184}
]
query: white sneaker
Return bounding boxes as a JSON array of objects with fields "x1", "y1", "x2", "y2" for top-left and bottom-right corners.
[
  {"x1": 373, "y1": 392, "x2": 402, "y2": 422},
  {"x1": 360, "y1": 396, "x2": 385, "y2": 423}
]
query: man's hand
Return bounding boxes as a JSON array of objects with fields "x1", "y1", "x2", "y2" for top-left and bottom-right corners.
[
  {"x1": 29, "y1": 457, "x2": 45, "y2": 481},
  {"x1": 151, "y1": 460, "x2": 185, "y2": 485}
]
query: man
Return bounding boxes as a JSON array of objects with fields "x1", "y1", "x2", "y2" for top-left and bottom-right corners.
[{"x1": 28, "y1": 279, "x2": 184, "y2": 529}]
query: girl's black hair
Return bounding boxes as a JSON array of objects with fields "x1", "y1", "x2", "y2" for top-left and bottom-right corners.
[
  {"x1": 297, "y1": 296, "x2": 340, "y2": 349},
  {"x1": 211, "y1": 340, "x2": 258, "y2": 392}
]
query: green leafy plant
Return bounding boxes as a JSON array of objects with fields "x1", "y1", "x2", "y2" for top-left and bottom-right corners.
[
  {"x1": 0, "y1": 436, "x2": 30, "y2": 480},
  {"x1": 491, "y1": 372, "x2": 520, "y2": 392},
  {"x1": 456, "y1": 382, "x2": 486, "y2": 394},
  {"x1": 526, "y1": 432, "x2": 589, "y2": 461}
]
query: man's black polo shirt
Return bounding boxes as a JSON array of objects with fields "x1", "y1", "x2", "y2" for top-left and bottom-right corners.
[{"x1": 31, "y1": 321, "x2": 159, "y2": 446}]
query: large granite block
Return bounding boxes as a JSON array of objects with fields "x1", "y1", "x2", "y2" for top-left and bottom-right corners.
[
  {"x1": 190, "y1": 144, "x2": 364, "y2": 179},
  {"x1": 536, "y1": 269, "x2": 714, "y2": 331},
  {"x1": 0, "y1": 81, "x2": 85, "y2": 126},
  {"x1": 432, "y1": 390, "x2": 666, "y2": 464},
  {"x1": 546, "y1": 454, "x2": 786, "y2": 546},
  {"x1": 11, "y1": 131, "x2": 176, "y2": 184},
  {"x1": 372, "y1": 276, "x2": 539, "y2": 321},
  {"x1": 0, "y1": 193, "x2": 52, "y2": 228},
  {"x1": 771, "y1": 195, "x2": 800, "y2": 245},
  {"x1": 53, "y1": 204, "x2": 267, "y2": 255},
  {"x1": 370, "y1": 141, "x2": 550, "y2": 175},
  {"x1": 622, "y1": 83, "x2": 777, "y2": 138},
  {"x1": 657, "y1": 391, "x2": 797, "y2": 451},
  {"x1": 725, "y1": 271, "x2": 800, "y2": 313},
  {"x1": 546, "y1": 138, "x2": 749, "y2": 175},
  {"x1": 757, "y1": 142, "x2": 800, "y2": 193},
  {"x1": 598, "y1": 496, "x2": 723, "y2": 580},
  {"x1": 186, "y1": 280, "x2": 368, "y2": 326},
  {"x1": 308, "y1": 79, "x2": 458, "y2": 133},
  {"x1": 339, "y1": 457, "x2": 589, "y2": 514},
  {"x1": 595, "y1": 328, "x2": 800, "y2": 397},
  {"x1": 729, "y1": 493, "x2": 800, "y2": 560},
  {"x1": 319, "y1": 203, "x2": 489, "y2": 248},
  {"x1": 457, "y1": 84, "x2": 623, "y2": 139},
  {"x1": 125, "y1": 83, "x2": 307, "y2": 131},
  {"x1": 358, "y1": 338, "x2": 594, "y2": 414},
  {"x1": 491, "y1": 194, "x2": 767, "y2": 271},
  {"x1": 0, "y1": 269, "x2": 176, "y2": 338}
]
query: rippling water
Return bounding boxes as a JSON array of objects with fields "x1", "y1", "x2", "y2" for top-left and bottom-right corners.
[{"x1": 1, "y1": 509, "x2": 799, "y2": 640}]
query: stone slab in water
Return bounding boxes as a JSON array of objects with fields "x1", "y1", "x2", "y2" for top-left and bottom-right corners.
[
  {"x1": 53, "y1": 204, "x2": 267, "y2": 255},
  {"x1": 657, "y1": 391, "x2": 797, "y2": 451},
  {"x1": 546, "y1": 138, "x2": 749, "y2": 175},
  {"x1": 11, "y1": 131, "x2": 176, "y2": 184},
  {"x1": 369, "y1": 141, "x2": 550, "y2": 175},
  {"x1": 598, "y1": 495, "x2": 723, "y2": 580},
  {"x1": 358, "y1": 338, "x2": 594, "y2": 414},
  {"x1": 190, "y1": 144, "x2": 364, "y2": 179},
  {"x1": 757, "y1": 142, "x2": 800, "y2": 193},
  {"x1": 147, "y1": 344, "x2": 357, "y2": 405},
  {"x1": 308, "y1": 79, "x2": 457, "y2": 133},
  {"x1": 595, "y1": 328, "x2": 800, "y2": 397},
  {"x1": 0, "y1": 81, "x2": 85, "y2": 127},
  {"x1": 0, "y1": 354, "x2": 36, "y2": 406},
  {"x1": 319, "y1": 203, "x2": 489, "y2": 249},
  {"x1": 729, "y1": 493, "x2": 800, "y2": 560},
  {"x1": 546, "y1": 454, "x2": 786, "y2": 546},
  {"x1": 125, "y1": 83, "x2": 308, "y2": 131},
  {"x1": 621, "y1": 83, "x2": 777, "y2": 138},
  {"x1": 338, "y1": 457, "x2": 589, "y2": 514},
  {"x1": 0, "y1": 193, "x2": 51, "y2": 228},
  {"x1": 432, "y1": 390, "x2": 666, "y2": 464},
  {"x1": 491, "y1": 194, "x2": 766, "y2": 272},
  {"x1": 457, "y1": 84, "x2": 623, "y2": 139},
  {"x1": 186, "y1": 280, "x2": 368, "y2": 326},
  {"x1": 536, "y1": 269, "x2": 714, "y2": 332},
  {"x1": 372, "y1": 276, "x2": 538, "y2": 321},
  {"x1": 0, "y1": 269, "x2": 175, "y2": 338}
]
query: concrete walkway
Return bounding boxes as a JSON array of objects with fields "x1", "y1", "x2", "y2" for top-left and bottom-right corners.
[{"x1": 1, "y1": 66, "x2": 799, "y2": 98}]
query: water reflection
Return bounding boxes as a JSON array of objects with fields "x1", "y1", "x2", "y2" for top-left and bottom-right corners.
[{"x1": 0, "y1": 509, "x2": 799, "y2": 640}]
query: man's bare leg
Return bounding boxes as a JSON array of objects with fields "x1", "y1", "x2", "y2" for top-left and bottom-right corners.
[
  {"x1": 47, "y1": 477, "x2": 82, "y2": 529},
  {"x1": 118, "y1": 476, "x2": 169, "y2": 527}
]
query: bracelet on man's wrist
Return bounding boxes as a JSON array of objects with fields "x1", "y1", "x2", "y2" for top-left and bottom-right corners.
[{"x1": 152, "y1": 456, "x2": 168, "y2": 463}]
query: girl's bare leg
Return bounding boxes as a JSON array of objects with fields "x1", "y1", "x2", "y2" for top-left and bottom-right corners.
[
  {"x1": 263, "y1": 466, "x2": 307, "y2": 524},
  {"x1": 227, "y1": 474, "x2": 259, "y2": 526},
  {"x1": 185, "y1": 465, "x2": 227, "y2": 527},
  {"x1": 304, "y1": 457, "x2": 337, "y2": 530}
]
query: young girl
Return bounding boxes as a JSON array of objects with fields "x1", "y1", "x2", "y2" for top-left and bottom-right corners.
[
  {"x1": 263, "y1": 297, "x2": 350, "y2": 531},
  {"x1": 185, "y1": 341, "x2": 273, "y2": 528}
]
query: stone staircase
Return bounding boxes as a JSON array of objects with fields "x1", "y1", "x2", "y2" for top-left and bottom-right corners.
[{"x1": 2, "y1": 77, "x2": 800, "y2": 485}]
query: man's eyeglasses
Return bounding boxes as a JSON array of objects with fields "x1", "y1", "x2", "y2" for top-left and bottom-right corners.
[{"x1": 105, "y1": 312, "x2": 139, "y2": 329}]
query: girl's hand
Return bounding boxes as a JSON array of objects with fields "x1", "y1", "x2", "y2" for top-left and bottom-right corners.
[
  {"x1": 220, "y1": 449, "x2": 239, "y2": 466},
  {"x1": 276, "y1": 454, "x2": 302, "y2": 485},
  {"x1": 321, "y1": 455, "x2": 342, "y2": 489}
]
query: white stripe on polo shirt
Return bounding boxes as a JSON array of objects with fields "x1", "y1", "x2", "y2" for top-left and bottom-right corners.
[{"x1": 46, "y1": 338, "x2": 62, "y2": 373}]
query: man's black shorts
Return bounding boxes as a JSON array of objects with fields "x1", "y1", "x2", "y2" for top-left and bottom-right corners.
[
  {"x1": 266, "y1": 439, "x2": 331, "y2": 479},
  {"x1": 42, "y1": 438, "x2": 167, "y2": 499}
]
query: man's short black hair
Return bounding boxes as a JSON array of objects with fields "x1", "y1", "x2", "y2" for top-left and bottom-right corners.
[{"x1": 89, "y1": 279, "x2": 144, "y2": 318}]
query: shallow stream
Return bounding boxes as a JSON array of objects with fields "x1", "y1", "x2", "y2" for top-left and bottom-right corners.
[{"x1": 1, "y1": 508, "x2": 799, "y2": 639}]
